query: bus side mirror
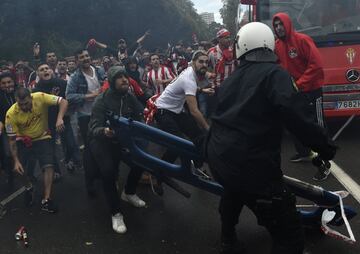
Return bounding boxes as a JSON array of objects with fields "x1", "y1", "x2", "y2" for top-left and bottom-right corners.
[{"x1": 240, "y1": 0, "x2": 256, "y2": 4}]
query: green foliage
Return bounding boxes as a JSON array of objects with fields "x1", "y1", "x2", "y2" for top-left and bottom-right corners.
[
  {"x1": 220, "y1": 0, "x2": 239, "y2": 36},
  {"x1": 0, "y1": 0, "x2": 211, "y2": 60},
  {"x1": 208, "y1": 22, "x2": 224, "y2": 38}
]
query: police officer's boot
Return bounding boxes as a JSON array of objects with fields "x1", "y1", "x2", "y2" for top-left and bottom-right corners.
[{"x1": 220, "y1": 234, "x2": 246, "y2": 254}]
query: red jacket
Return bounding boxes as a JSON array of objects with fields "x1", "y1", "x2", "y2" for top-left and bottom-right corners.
[{"x1": 273, "y1": 13, "x2": 324, "y2": 92}]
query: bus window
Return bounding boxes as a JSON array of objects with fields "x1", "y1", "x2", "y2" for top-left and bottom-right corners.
[
  {"x1": 236, "y1": 4, "x2": 250, "y2": 29},
  {"x1": 258, "y1": 0, "x2": 360, "y2": 37}
]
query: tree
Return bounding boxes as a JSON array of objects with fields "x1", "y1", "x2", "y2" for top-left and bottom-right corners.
[
  {"x1": 0, "y1": 0, "x2": 211, "y2": 60},
  {"x1": 208, "y1": 22, "x2": 224, "y2": 38},
  {"x1": 220, "y1": 0, "x2": 239, "y2": 36}
]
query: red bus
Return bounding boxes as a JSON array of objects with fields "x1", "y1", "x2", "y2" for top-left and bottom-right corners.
[{"x1": 237, "y1": 0, "x2": 360, "y2": 118}]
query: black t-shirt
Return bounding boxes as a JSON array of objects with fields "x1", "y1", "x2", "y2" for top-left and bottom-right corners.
[
  {"x1": 33, "y1": 78, "x2": 68, "y2": 134},
  {"x1": 105, "y1": 43, "x2": 139, "y2": 61},
  {"x1": 0, "y1": 90, "x2": 16, "y2": 123}
]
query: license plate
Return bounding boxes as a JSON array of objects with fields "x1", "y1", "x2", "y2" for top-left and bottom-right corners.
[{"x1": 337, "y1": 100, "x2": 360, "y2": 109}]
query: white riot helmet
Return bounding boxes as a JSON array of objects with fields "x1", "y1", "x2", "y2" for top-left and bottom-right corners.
[{"x1": 235, "y1": 22, "x2": 275, "y2": 59}]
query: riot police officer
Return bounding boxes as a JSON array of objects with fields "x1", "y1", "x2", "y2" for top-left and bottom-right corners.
[{"x1": 205, "y1": 22, "x2": 336, "y2": 254}]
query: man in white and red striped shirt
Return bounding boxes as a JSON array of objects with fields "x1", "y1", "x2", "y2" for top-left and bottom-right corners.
[
  {"x1": 208, "y1": 28, "x2": 235, "y2": 87},
  {"x1": 146, "y1": 53, "x2": 175, "y2": 95},
  {"x1": 206, "y1": 29, "x2": 235, "y2": 117}
]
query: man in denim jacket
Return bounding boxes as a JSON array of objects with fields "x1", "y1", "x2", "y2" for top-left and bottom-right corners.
[{"x1": 66, "y1": 49, "x2": 105, "y2": 145}]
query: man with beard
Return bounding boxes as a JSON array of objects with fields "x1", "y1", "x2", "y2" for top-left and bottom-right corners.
[
  {"x1": 273, "y1": 13, "x2": 327, "y2": 180},
  {"x1": 34, "y1": 63, "x2": 81, "y2": 174},
  {"x1": 155, "y1": 51, "x2": 213, "y2": 131},
  {"x1": 125, "y1": 57, "x2": 142, "y2": 84},
  {"x1": 125, "y1": 56, "x2": 152, "y2": 103},
  {"x1": 66, "y1": 49, "x2": 105, "y2": 146},
  {"x1": 138, "y1": 51, "x2": 151, "y2": 82},
  {"x1": 88, "y1": 66, "x2": 146, "y2": 233},
  {"x1": 154, "y1": 51, "x2": 214, "y2": 187},
  {"x1": 5, "y1": 87, "x2": 68, "y2": 213}
]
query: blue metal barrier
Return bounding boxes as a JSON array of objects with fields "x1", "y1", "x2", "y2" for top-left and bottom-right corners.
[{"x1": 107, "y1": 113, "x2": 356, "y2": 227}]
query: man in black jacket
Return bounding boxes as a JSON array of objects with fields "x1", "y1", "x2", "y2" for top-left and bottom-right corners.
[
  {"x1": 87, "y1": 66, "x2": 146, "y2": 234},
  {"x1": 205, "y1": 22, "x2": 336, "y2": 254},
  {"x1": 0, "y1": 72, "x2": 16, "y2": 190}
]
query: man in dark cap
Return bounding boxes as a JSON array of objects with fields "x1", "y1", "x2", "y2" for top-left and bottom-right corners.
[
  {"x1": 87, "y1": 66, "x2": 146, "y2": 234},
  {"x1": 88, "y1": 30, "x2": 150, "y2": 62}
]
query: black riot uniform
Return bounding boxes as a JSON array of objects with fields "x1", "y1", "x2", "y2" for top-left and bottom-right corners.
[{"x1": 205, "y1": 49, "x2": 336, "y2": 254}]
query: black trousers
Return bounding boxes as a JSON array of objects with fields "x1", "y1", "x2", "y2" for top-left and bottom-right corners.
[
  {"x1": 0, "y1": 134, "x2": 13, "y2": 185},
  {"x1": 155, "y1": 109, "x2": 204, "y2": 164},
  {"x1": 292, "y1": 88, "x2": 325, "y2": 156},
  {"x1": 207, "y1": 145, "x2": 304, "y2": 254},
  {"x1": 78, "y1": 115, "x2": 91, "y2": 147},
  {"x1": 88, "y1": 139, "x2": 143, "y2": 215}
]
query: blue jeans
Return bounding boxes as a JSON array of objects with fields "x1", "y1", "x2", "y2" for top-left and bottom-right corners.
[
  {"x1": 197, "y1": 93, "x2": 208, "y2": 118},
  {"x1": 61, "y1": 119, "x2": 81, "y2": 165}
]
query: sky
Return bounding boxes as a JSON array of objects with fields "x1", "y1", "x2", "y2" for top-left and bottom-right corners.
[{"x1": 191, "y1": 0, "x2": 223, "y2": 24}]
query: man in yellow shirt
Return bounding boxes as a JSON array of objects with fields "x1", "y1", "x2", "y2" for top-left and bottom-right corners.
[{"x1": 5, "y1": 87, "x2": 68, "y2": 213}]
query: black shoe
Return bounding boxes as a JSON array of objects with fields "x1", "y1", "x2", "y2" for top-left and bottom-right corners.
[
  {"x1": 66, "y1": 161, "x2": 75, "y2": 173},
  {"x1": 41, "y1": 199, "x2": 58, "y2": 213},
  {"x1": 290, "y1": 152, "x2": 316, "y2": 163},
  {"x1": 220, "y1": 233, "x2": 245, "y2": 254},
  {"x1": 313, "y1": 168, "x2": 331, "y2": 181}
]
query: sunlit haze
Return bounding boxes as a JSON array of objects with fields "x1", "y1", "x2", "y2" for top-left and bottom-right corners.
[{"x1": 192, "y1": 0, "x2": 223, "y2": 24}]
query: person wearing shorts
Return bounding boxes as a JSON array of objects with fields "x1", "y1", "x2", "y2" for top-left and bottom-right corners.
[{"x1": 5, "y1": 88, "x2": 68, "y2": 213}]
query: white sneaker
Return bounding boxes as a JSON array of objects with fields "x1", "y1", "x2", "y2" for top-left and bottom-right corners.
[
  {"x1": 112, "y1": 213, "x2": 127, "y2": 234},
  {"x1": 121, "y1": 191, "x2": 146, "y2": 208}
]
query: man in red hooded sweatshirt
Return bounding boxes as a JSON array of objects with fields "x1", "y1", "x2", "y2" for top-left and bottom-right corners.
[{"x1": 273, "y1": 13, "x2": 329, "y2": 181}]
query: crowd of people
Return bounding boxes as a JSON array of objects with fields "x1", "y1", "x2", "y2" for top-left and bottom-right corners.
[{"x1": 0, "y1": 13, "x2": 337, "y2": 254}]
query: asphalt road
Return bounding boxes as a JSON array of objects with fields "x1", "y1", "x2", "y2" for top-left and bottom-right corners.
[{"x1": 0, "y1": 118, "x2": 360, "y2": 254}]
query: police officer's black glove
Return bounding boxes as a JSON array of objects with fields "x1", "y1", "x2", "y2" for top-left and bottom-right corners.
[{"x1": 318, "y1": 141, "x2": 337, "y2": 161}]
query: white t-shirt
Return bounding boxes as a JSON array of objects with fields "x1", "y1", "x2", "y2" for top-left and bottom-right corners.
[
  {"x1": 155, "y1": 66, "x2": 198, "y2": 114},
  {"x1": 80, "y1": 66, "x2": 101, "y2": 116}
]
